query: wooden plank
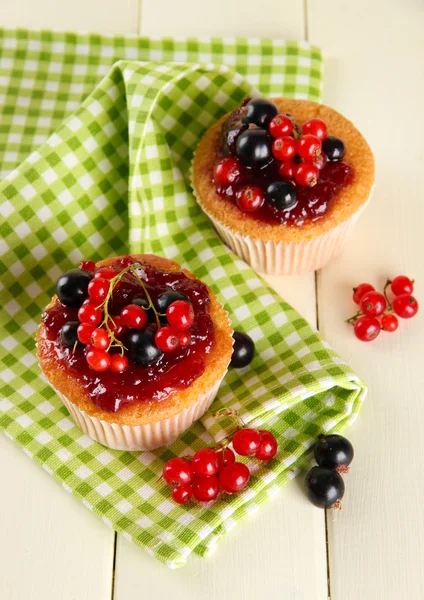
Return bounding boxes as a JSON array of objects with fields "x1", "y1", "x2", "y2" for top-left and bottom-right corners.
[{"x1": 308, "y1": 1, "x2": 424, "y2": 598}]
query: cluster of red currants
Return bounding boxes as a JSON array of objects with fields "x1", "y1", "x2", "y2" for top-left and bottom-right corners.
[
  {"x1": 347, "y1": 275, "x2": 419, "y2": 342},
  {"x1": 162, "y1": 427, "x2": 278, "y2": 505}
]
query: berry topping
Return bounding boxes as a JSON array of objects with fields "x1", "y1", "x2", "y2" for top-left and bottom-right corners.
[
  {"x1": 359, "y1": 291, "x2": 387, "y2": 317},
  {"x1": 78, "y1": 301, "x2": 102, "y2": 326},
  {"x1": 255, "y1": 430, "x2": 278, "y2": 460},
  {"x1": 214, "y1": 157, "x2": 243, "y2": 187},
  {"x1": 79, "y1": 260, "x2": 96, "y2": 272},
  {"x1": 241, "y1": 98, "x2": 278, "y2": 128},
  {"x1": 124, "y1": 327, "x2": 164, "y2": 366},
  {"x1": 314, "y1": 434, "x2": 354, "y2": 472},
  {"x1": 132, "y1": 297, "x2": 155, "y2": 323},
  {"x1": 178, "y1": 330, "x2": 191, "y2": 348},
  {"x1": 294, "y1": 162, "x2": 320, "y2": 187},
  {"x1": 232, "y1": 428, "x2": 261, "y2": 456},
  {"x1": 192, "y1": 448, "x2": 220, "y2": 477},
  {"x1": 88, "y1": 277, "x2": 110, "y2": 302},
  {"x1": 322, "y1": 135, "x2": 345, "y2": 161},
  {"x1": 155, "y1": 326, "x2": 180, "y2": 353},
  {"x1": 86, "y1": 347, "x2": 111, "y2": 372},
  {"x1": 155, "y1": 290, "x2": 189, "y2": 313},
  {"x1": 94, "y1": 267, "x2": 117, "y2": 281},
  {"x1": 60, "y1": 321, "x2": 79, "y2": 347},
  {"x1": 172, "y1": 485, "x2": 193, "y2": 505},
  {"x1": 352, "y1": 283, "x2": 374, "y2": 304},
  {"x1": 219, "y1": 462, "x2": 250, "y2": 494},
  {"x1": 166, "y1": 300, "x2": 194, "y2": 331},
  {"x1": 163, "y1": 458, "x2": 193, "y2": 486},
  {"x1": 120, "y1": 304, "x2": 148, "y2": 329},
  {"x1": 77, "y1": 322, "x2": 96, "y2": 345},
  {"x1": 230, "y1": 330, "x2": 255, "y2": 368},
  {"x1": 269, "y1": 114, "x2": 294, "y2": 138},
  {"x1": 353, "y1": 316, "x2": 381, "y2": 341},
  {"x1": 192, "y1": 476, "x2": 220, "y2": 502},
  {"x1": 272, "y1": 136, "x2": 297, "y2": 161},
  {"x1": 278, "y1": 159, "x2": 297, "y2": 180},
  {"x1": 109, "y1": 354, "x2": 129, "y2": 373},
  {"x1": 301, "y1": 118, "x2": 328, "y2": 141},
  {"x1": 90, "y1": 328, "x2": 110, "y2": 350},
  {"x1": 393, "y1": 294, "x2": 419, "y2": 319},
  {"x1": 390, "y1": 275, "x2": 414, "y2": 296},
  {"x1": 236, "y1": 185, "x2": 265, "y2": 212},
  {"x1": 381, "y1": 313, "x2": 399, "y2": 332},
  {"x1": 236, "y1": 129, "x2": 273, "y2": 168},
  {"x1": 297, "y1": 134, "x2": 322, "y2": 161},
  {"x1": 305, "y1": 466, "x2": 345, "y2": 509},
  {"x1": 56, "y1": 269, "x2": 92, "y2": 308},
  {"x1": 266, "y1": 181, "x2": 297, "y2": 211}
]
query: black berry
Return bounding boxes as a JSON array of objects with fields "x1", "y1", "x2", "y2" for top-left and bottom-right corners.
[
  {"x1": 236, "y1": 129, "x2": 273, "y2": 168},
  {"x1": 230, "y1": 331, "x2": 255, "y2": 368},
  {"x1": 314, "y1": 434, "x2": 354, "y2": 472},
  {"x1": 124, "y1": 328, "x2": 163, "y2": 366},
  {"x1": 322, "y1": 135, "x2": 345, "y2": 161},
  {"x1": 266, "y1": 181, "x2": 297, "y2": 211},
  {"x1": 305, "y1": 466, "x2": 345, "y2": 509},
  {"x1": 60, "y1": 321, "x2": 79, "y2": 347},
  {"x1": 242, "y1": 98, "x2": 279, "y2": 128},
  {"x1": 56, "y1": 269, "x2": 92, "y2": 308},
  {"x1": 155, "y1": 290, "x2": 189, "y2": 314}
]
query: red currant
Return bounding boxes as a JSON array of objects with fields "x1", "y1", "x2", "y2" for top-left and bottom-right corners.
[
  {"x1": 77, "y1": 323, "x2": 95, "y2": 345},
  {"x1": 314, "y1": 152, "x2": 328, "y2": 170},
  {"x1": 88, "y1": 277, "x2": 110, "y2": 302},
  {"x1": 120, "y1": 304, "x2": 148, "y2": 329},
  {"x1": 272, "y1": 136, "x2": 297, "y2": 161},
  {"x1": 78, "y1": 301, "x2": 102, "y2": 326},
  {"x1": 393, "y1": 294, "x2": 419, "y2": 319},
  {"x1": 390, "y1": 275, "x2": 414, "y2": 296},
  {"x1": 232, "y1": 428, "x2": 261, "y2": 456},
  {"x1": 90, "y1": 328, "x2": 110, "y2": 350},
  {"x1": 192, "y1": 448, "x2": 219, "y2": 477},
  {"x1": 192, "y1": 476, "x2": 220, "y2": 502},
  {"x1": 214, "y1": 157, "x2": 242, "y2": 187},
  {"x1": 94, "y1": 267, "x2": 116, "y2": 281},
  {"x1": 301, "y1": 118, "x2": 328, "y2": 141},
  {"x1": 155, "y1": 326, "x2": 180, "y2": 353},
  {"x1": 255, "y1": 430, "x2": 278, "y2": 460},
  {"x1": 163, "y1": 458, "x2": 193, "y2": 486},
  {"x1": 219, "y1": 462, "x2": 250, "y2": 494},
  {"x1": 353, "y1": 316, "x2": 381, "y2": 342},
  {"x1": 297, "y1": 134, "x2": 322, "y2": 160},
  {"x1": 108, "y1": 315, "x2": 126, "y2": 339},
  {"x1": 79, "y1": 260, "x2": 96, "y2": 272},
  {"x1": 216, "y1": 447, "x2": 236, "y2": 471},
  {"x1": 278, "y1": 159, "x2": 297, "y2": 180},
  {"x1": 269, "y1": 114, "x2": 294, "y2": 138},
  {"x1": 352, "y1": 283, "x2": 374, "y2": 304},
  {"x1": 166, "y1": 300, "x2": 194, "y2": 331},
  {"x1": 236, "y1": 185, "x2": 265, "y2": 212},
  {"x1": 110, "y1": 353, "x2": 129, "y2": 373},
  {"x1": 381, "y1": 313, "x2": 399, "y2": 332},
  {"x1": 359, "y1": 291, "x2": 387, "y2": 317},
  {"x1": 179, "y1": 331, "x2": 191, "y2": 348},
  {"x1": 172, "y1": 485, "x2": 193, "y2": 505},
  {"x1": 86, "y1": 347, "x2": 111, "y2": 371},
  {"x1": 294, "y1": 162, "x2": 320, "y2": 187}
]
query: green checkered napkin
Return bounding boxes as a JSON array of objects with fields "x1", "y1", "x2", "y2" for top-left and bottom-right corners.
[{"x1": 0, "y1": 28, "x2": 366, "y2": 568}]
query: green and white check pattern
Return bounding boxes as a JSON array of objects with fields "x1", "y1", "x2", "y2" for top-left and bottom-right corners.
[{"x1": 0, "y1": 28, "x2": 365, "y2": 568}]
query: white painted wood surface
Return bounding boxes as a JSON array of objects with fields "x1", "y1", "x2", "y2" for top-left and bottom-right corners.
[{"x1": 1, "y1": 0, "x2": 424, "y2": 598}]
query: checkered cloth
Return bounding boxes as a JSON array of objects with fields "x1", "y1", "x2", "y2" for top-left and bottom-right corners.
[{"x1": 0, "y1": 28, "x2": 366, "y2": 568}]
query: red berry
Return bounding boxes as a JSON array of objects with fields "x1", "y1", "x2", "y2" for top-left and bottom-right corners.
[
  {"x1": 120, "y1": 304, "x2": 148, "y2": 329},
  {"x1": 155, "y1": 326, "x2": 180, "y2": 353},
  {"x1": 86, "y1": 347, "x2": 111, "y2": 371},
  {"x1": 166, "y1": 300, "x2": 194, "y2": 331},
  {"x1": 214, "y1": 157, "x2": 242, "y2": 187},
  {"x1": 88, "y1": 277, "x2": 110, "y2": 302},
  {"x1": 216, "y1": 447, "x2": 236, "y2": 471},
  {"x1": 108, "y1": 315, "x2": 126, "y2": 339},
  {"x1": 219, "y1": 462, "x2": 250, "y2": 494},
  {"x1": 236, "y1": 185, "x2": 265, "y2": 212},
  {"x1": 297, "y1": 134, "x2": 322, "y2": 160},
  {"x1": 381, "y1": 313, "x2": 399, "y2": 332},
  {"x1": 90, "y1": 328, "x2": 110, "y2": 350},
  {"x1": 352, "y1": 283, "x2": 374, "y2": 304},
  {"x1": 79, "y1": 260, "x2": 96, "y2": 272},
  {"x1": 77, "y1": 323, "x2": 95, "y2": 345},
  {"x1": 353, "y1": 316, "x2": 381, "y2": 342},
  {"x1": 294, "y1": 162, "x2": 320, "y2": 187},
  {"x1": 232, "y1": 428, "x2": 261, "y2": 456},
  {"x1": 272, "y1": 136, "x2": 297, "y2": 161},
  {"x1": 172, "y1": 485, "x2": 193, "y2": 505},
  {"x1": 255, "y1": 430, "x2": 278, "y2": 460},
  {"x1": 192, "y1": 448, "x2": 219, "y2": 477},
  {"x1": 179, "y1": 330, "x2": 191, "y2": 348},
  {"x1": 393, "y1": 294, "x2": 419, "y2": 319},
  {"x1": 94, "y1": 267, "x2": 116, "y2": 281},
  {"x1": 110, "y1": 354, "x2": 129, "y2": 373},
  {"x1": 78, "y1": 301, "x2": 102, "y2": 326},
  {"x1": 278, "y1": 159, "x2": 296, "y2": 180},
  {"x1": 269, "y1": 114, "x2": 294, "y2": 138},
  {"x1": 314, "y1": 152, "x2": 328, "y2": 170},
  {"x1": 359, "y1": 291, "x2": 387, "y2": 317},
  {"x1": 390, "y1": 275, "x2": 414, "y2": 296},
  {"x1": 163, "y1": 458, "x2": 193, "y2": 486},
  {"x1": 192, "y1": 476, "x2": 220, "y2": 502},
  {"x1": 301, "y1": 118, "x2": 328, "y2": 141}
]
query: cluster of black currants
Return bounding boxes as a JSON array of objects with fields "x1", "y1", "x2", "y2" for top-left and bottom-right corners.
[{"x1": 305, "y1": 434, "x2": 354, "y2": 510}]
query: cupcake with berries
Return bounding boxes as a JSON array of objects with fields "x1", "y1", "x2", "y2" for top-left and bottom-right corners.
[
  {"x1": 192, "y1": 97, "x2": 374, "y2": 274},
  {"x1": 37, "y1": 254, "x2": 233, "y2": 450}
]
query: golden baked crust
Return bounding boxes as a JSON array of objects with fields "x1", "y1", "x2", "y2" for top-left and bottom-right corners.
[
  {"x1": 192, "y1": 98, "x2": 375, "y2": 243},
  {"x1": 37, "y1": 254, "x2": 233, "y2": 426}
]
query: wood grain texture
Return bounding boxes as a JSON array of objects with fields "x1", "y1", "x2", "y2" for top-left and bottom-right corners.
[{"x1": 308, "y1": 1, "x2": 424, "y2": 598}]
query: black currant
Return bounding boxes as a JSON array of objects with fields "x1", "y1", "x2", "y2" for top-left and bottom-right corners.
[
  {"x1": 236, "y1": 129, "x2": 273, "y2": 168},
  {"x1": 242, "y1": 98, "x2": 279, "y2": 128},
  {"x1": 266, "y1": 181, "x2": 297, "y2": 211},
  {"x1": 155, "y1": 290, "x2": 189, "y2": 313},
  {"x1": 56, "y1": 269, "x2": 92, "y2": 308},
  {"x1": 132, "y1": 297, "x2": 155, "y2": 323},
  {"x1": 314, "y1": 434, "x2": 354, "y2": 473},
  {"x1": 221, "y1": 108, "x2": 248, "y2": 156},
  {"x1": 124, "y1": 327, "x2": 163, "y2": 366},
  {"x1": 305, "y1": 466, "x2": 345, "y2": 509},
  {"x1": 230, "y1": 331, "x2": 255, "y2": 368},
  {"x1": 60, "y1": 321, "x2": 79, "y2": 347},
  {"x1": 322, "y1": 135, "x2": 345, "y2": 161}
]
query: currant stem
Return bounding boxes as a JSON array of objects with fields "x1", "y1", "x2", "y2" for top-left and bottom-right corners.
[
  {"x1": 345, "y1": 311, "x2": 363, "y2": 325},
  {"x1": 383, "y1": 279, "x2": 393, "y2": 311}
]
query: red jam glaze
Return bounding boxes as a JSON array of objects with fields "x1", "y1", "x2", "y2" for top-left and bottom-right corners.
[
  {"x1": 41, "y1": 257, "x2": 215, "y2": 413},
  {"x1": 217, "y1": 159, "x2": 354, "y2": 227}
]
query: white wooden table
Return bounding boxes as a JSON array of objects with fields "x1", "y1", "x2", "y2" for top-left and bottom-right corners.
[{"x1": 1, "y1": 1, "x2": 423, "y2": 598}]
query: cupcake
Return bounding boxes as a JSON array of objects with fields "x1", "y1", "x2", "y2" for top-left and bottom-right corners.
[
  {"x1": 192, "y1": 97, "x2": 375, "y2": 275},
  {"x1": 37, "y1": 254, "x2": 233, "y2": 450}
]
